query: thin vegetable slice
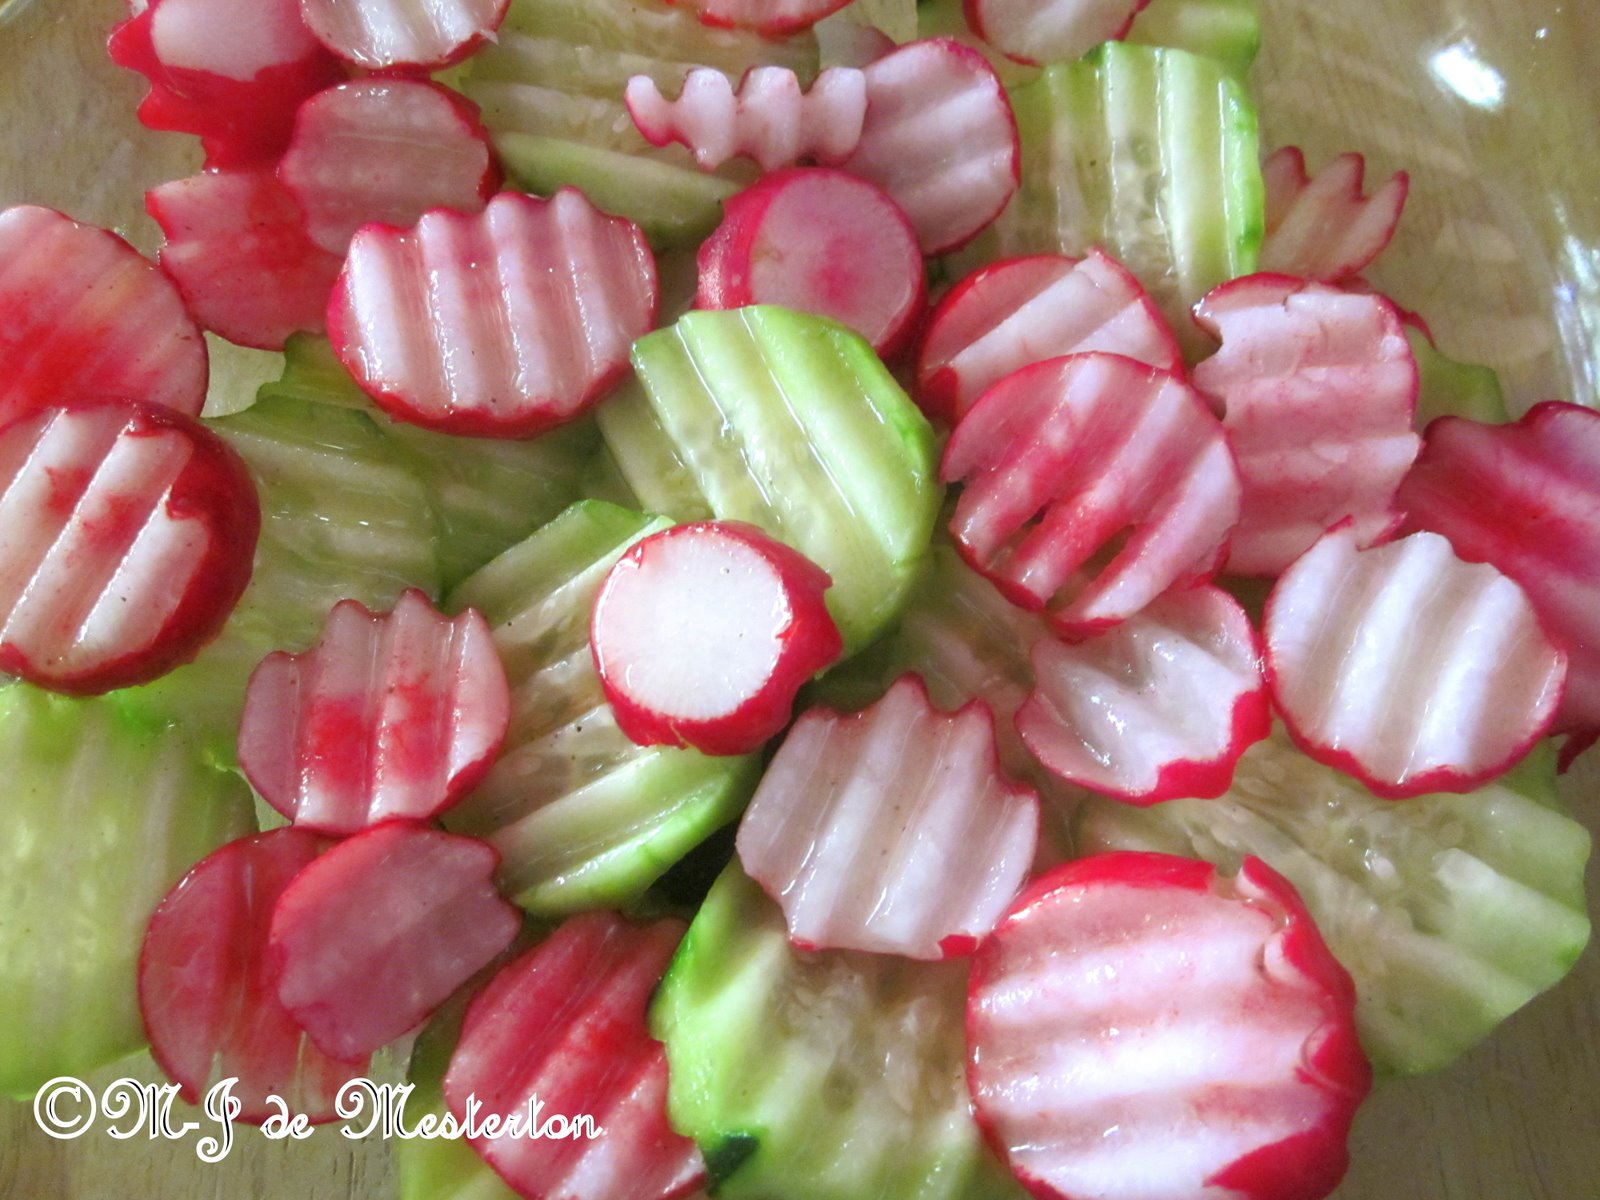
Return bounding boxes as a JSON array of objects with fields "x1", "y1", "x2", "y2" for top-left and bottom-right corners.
[
  {"x1": 965, "y1": 0, "x2": 1152, "y2": 67},
  {"x1": 663, "y1": 0, "x2": 851, "y2": 35},
  {"x1": 299, "y1": 0, "x2": 509, "y2": 70},
  {"x1": 1260, "y1": 147, "x2": 1409, "y2": 284}
]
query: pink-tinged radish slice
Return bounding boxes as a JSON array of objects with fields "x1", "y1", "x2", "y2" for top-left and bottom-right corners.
[
  {"x1": 238, "y1": 590, "x2": 510, "y2": 836},
  {"x1": 661, "y1": 0, "x2": 850, "y2": 36},
  {"x1": 1264, "y1": 526, "x2": 1566, "y2": 798},
  {"x1": 267, "y1": 821, "x2": 521, "y2": 1060},
  {"x1": 444, "y1": 912, "x2": 705, "y2": 1200},
  {"x1": 327, "y1": 189, "x2": 657, "y2": 439},
  {"x1": 590, "y1": 521, "x2": 843, "y2": 757},
  {"x1": 1192, "y1": 274, "x2": 1420, "y2": 577},
  {"x1": 279, "y1": 79, "x2": 500, "y2": 256},
  {"x1": 696, "y1": 168, "x2": 926, "y2": 360},
  {"x1": 943, "y1": 351, "x2": 1242, "y2": 637},
  {"x1": 842, "y1": 38, "x2": 1019, "y2": 255},
  {"x1": 736, "y1": 674, "x2": 1039, "y2": 959},
  {"x1": 139, "y1": 828, "x2": 368, "y2": 1123},
  {"x1": 299, "y1": 0, "x2": 508, "y2": 70},
  {"x1": 0, "y1": 206, "x2": 207, "y2": 425},
  {"x1": 1017, "y1": 585, "x2": 1270, "y2": 804},
  {"x1": 964, "y1": 0, "x2": 1151, "y2": 67},
  {"x1": 915, "y1": 250, "x2": 1182, "y2": 426},
  {"x1": 968, "y1": 852, "x2": 1370, "y2": 1200},
  {"x1": 626, "y1": 66, "x2": 867, "y2": 174},
  {"x1": 146, "y1": 167, "x2": 344, "y2": 351},
  {"x1": 1260, "y1": 148, "x2": 1409, "y2": 285},
  {"x1": 0, "y1": 400, "x2": 259, "y2": 695}
]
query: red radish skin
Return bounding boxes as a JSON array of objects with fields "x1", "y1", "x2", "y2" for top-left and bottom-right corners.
[
  {"x1": 660, "y1": 0, "x2": 851, "y2": 36},
  {"x1": 1261, "y1": 148, "x2": 1409, "y2": 284},
  {"x1": 298, "y1": 0, "x2": 510, "y2": 71},
  {"x1": 0, "y1": 399, "x2": 260, "y2": 695},
  {"x1": 696, "y1": 168, "x2": 926, "y2": 360},
  {"x1": 964, "y1": 0, "x2": 1152, "y2": 68},
  {"x1": 590, "y1": 521, "x2": 843, "y2": 756}
]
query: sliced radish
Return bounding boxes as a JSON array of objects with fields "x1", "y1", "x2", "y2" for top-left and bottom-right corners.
[
  {"x1": 299, "y1": 0, "x2": 509, "y2": 71},
  {"x1": 914, "y1": 250, "x2": 1182, "y2": 426},
  {"x1": 965, "y1": 0, "x2": 1152, "y2": 67},
  {"x1": 1260, "y1": 148, "x2": 1409, "y2": 284},
  {"x1": 1264, "y1": 525, "x2": 1566, "y2": 798},
  {"x1": 138, "y1": 828, "x2": 367, "y2": 1123},
  {"x1": 443, "y1": 912, "x2": 705, "y2": 1200},
  {"x1": 590, "y1": 521, "x2": 843, "y2": 756},
  {"x1": 0, "y1": 400, "x2": 259, "y2": 695},
  {"x1": 660, "y1": 0, "x2": 851, "y2": 36},
  {"x1": 736, "y1": 674, "x2": 1039, "y2": 959},
  {"x1": 942, "y1": 351, "x2": 1242, "y2": 636},
  {"x1": 0, "y1": 206, "x2": 207, "y2": 426},
  {"x1": 1192, "y1": 274, "x2": 1421, "y2": 577},
  {"x1": 968, "y1": 852, "x2": 1370, "y2": 1200},
  {"x1": 841, "y1": 38, "x2": 1020, "y2": 255},
  {"x1": 327, "y1": 189, "x2": 657, "y2": 439},
  {"x1": 695, "y1": 168, "x2": 926, "y2": 360}
]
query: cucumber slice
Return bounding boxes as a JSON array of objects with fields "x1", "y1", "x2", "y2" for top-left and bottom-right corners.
[
  {"x1": 1075, "y1": 728, "x2": 1591, "y2": 1075},
  {"x1": 607, "y1": 307, "x2": 942, "y2": 653},
  {"x1": 915, "y1": 0, "x2": 1038, "y2": 87},
  {"x1": 1125, "y1": 0, "x2": 1261, "y2": 82},
  {"x1": 650, "y1": 863, "x2": 1026, "y2": 1200},
  {"x1": 256, "y1": 332, "x2": 370, "y2": 412},
  {"x1": 1408, "y1": 326, "x2": 1510, "y2": 427}
]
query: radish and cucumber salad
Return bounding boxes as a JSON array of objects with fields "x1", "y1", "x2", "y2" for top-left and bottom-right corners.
[{"x1": 0, "y1": 0, "x2": 1594, "y2": 1198}]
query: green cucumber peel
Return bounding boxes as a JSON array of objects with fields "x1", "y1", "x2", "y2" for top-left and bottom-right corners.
[{"x1": 1408, "y1": 326, "x2": 1511, "y2": 427}]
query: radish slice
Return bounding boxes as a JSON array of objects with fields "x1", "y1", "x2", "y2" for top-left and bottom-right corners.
[
  {"x1": 1017, "y1": 585, "x2": 1270, "y2": 804},
  {"x1": 590, "y1": 521, "x2": 843, "y2": 757},
  {"x1": 914, "y1": 250, "x2": 1182, "y2": 426},
  {"x1": 841, "y1": 38, "x2": 1020, "y2": 255},
  {"x1": 138, "y1": 828, "x2": 367, "y2": 1124},
  {"x1": 1192, "y1": 274, "x2": 1421, "y2": 577},
  {"x1": 942, "y1": 351, "x2": 1242, "y2": 637},
  {"x1": 327, "y1": 189, "x2": 657, "y2": 439},
  {"x1": 0, "y1": 400, "x2": 259, "y2": 695},
  {"x1": 279, "y1": 79, "x2": 500, "y2": 256},
  {"x1": 0, "y1": 206, "x2": 207, "y2": 426},
  {"x1": 443, "y1": 912, "x2": 706, "y2": 1200},
  {"x1": 1264, "y1": 526, "x2": 1566, "y2": 799},
  {"x1": 967, "y1": 852, "x2": 1370, "y2": 1200},
  {"x1": 660, "y1": 0, "x2": 851, "y2": 36},
  {"x1": 298, "y1": 0, "x2": 509, "y2": 71},
  {"x1": 735, "y1": 674, "x2": 1039, "y2": 959},
  {"x1": 964, "y1": 0, "x2": 1152, "y2": 67},
  {"x1": 695, "y1": 168, "x2": 926, "y2": 360},
  {"x1": 1260, "y1": 148, "x2": 1409, "y2": 284},
  {"x1": 238, "y1": 590, "x2": 510, "y2": 837}
]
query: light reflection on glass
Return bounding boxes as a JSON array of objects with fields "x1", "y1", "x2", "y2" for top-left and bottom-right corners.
[{"x1": 1428, "y1": 41, "x2": 1508, "y2": 109}]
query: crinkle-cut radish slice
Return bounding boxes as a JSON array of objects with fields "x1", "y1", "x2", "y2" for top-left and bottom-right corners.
[
  {"x1": 138, "y1": 828, "x2": 368, "y2": 1123},
  {"x1": 327, "y1": 189, "x2": 658, "y2": 439},
  {"x1": 841, "y1": 38, "x2": 1019, "y2": 255},
  {"x1": 279, "y1": 79, "x2": 500, "y2": 256},
  {"x1": 0, "y1": 400, "x2": 260, "y2": 695},
  {"x1": 661, "y1": 0, "x2": 851, "y2": 35},
  {"x1": 238, "y1": 590, "x2": 510, "y2": 837},
  {"x1": 444, "y1": 912, "x2": 705, "y2": 1200},
  {"x1": 299, "y1": 0, "x2": 509, "y2": 70},
  {"x1": 1260, "y1": 147, "x2": 1409, "y2": 284},
  {"x1": 590, "y1": 521, "x2": 843, "y2": 757},
  {"x1": 1397, "y1": 402, "x2": 1600, "y2": 760},
  {"x1": 0, "y1": 206, "x2": 208, "y2": 425},
  {"x1": 267, "y1": 821, "x2": 521, "y2": 1061},
  {"x1": 1018, "y1": 585, "x2": 1269, "y2": 804},
  {"x1": 736, "y1": 674, "x2": 1039, "y2": 959},
  {"x1": 968, "y1": 852, "x2": 1370, "y2": 1200},
  {"x1": 1264, "y1": 526, "x2": 1566, "y2": 799},
  {"x1": 964, "y1": 0, "x2": 1152, "y2": 67},
  {"x1": 696, "y1": 168, "x2": 926, "y2": 360},
  {"x1": 914, "y1": 249, "x2": 1182, "y2": 426},
  {"x1": 1192, "y1": 274, "x2": 1421, "y2": 577},
  {"x1": 146, "y1": 167, "x2": 344, "y2": 351},
  {"x1": 942, "y1": 351, "x2": 1242, "y2": 637}
]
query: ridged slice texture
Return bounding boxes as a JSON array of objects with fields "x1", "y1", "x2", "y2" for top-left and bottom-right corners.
[
  {"x1": 1191, "y1": 274, "x2": 1421, "y2": 576},
  {"x1": 1406, "y1": 326, "x2": 1509, "y2": 428},
  {"x1": 664, "y1": 0, "x2": 851, "y2": 35},
  {"x1": 0, "y1": 206, "x2": 207, "y2": 425},
  {"x1": 1259, "y1": 148, "x2": 1409, "y2": 284},
  {"x1": 736, "y1": 675, "x2": 1039, "y2": 959},
  {"x1": 1018, "y1": 584, "x2": 1270, "y2": 803},
  {"x1": 965, "y1": 0, "x2": 1151, "y2": 67},
  {"x1": 0, "y1": 686, "x2": 255, "y2": 1099},
  {"x1": 443, "y1": 501, "x2": 760, "y2": 914},
  {"x1": 299, "y1": 0, "x2": 509, "y2": 69},
  {"x1": 967, "y1": 852, "x2": 1369, "y2": 1200},
  {"x1": 1264, "y1": 527, "x2": 1566, "y2": 798},
  {"x1": 1076, "y1": 729, "x2": 1593, "y2": 1074},
  {"x1": 943, "y1": 352, "x2": 1241, "y2": 635},
  {"x1": 328, "y1": 189, "x2": 657, "y2": 438},
  {"x1": 1123, "y1": 0, "x2": 1259, "y2": 80},
  {"x1": 444, "y1": 913, "x2": 705, "y2": 1200}
]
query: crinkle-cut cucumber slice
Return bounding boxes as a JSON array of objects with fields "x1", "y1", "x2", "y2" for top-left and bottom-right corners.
[
  {"x1": 1125, "y1": 0, "x2": 1261, "y2": 81},
  {"x1": 0, "y1": 686, "x2": 256, "y2": 1099},
  {"x1": 606, "y1": 307, "x2": 941, "y2": 654},
  {"x1": 444, "y1": 501, "x2": 759, "y2": 915},
  {"x1": 650, "y1": 863, "x2": 1026, "y2": 1200},
  {"x1": 1408, "y1": 326, "x2": 1510, "y2": 427},
  {"x1": 1075, "y1": 727, "x2": 1591, "y2": 1075}
]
